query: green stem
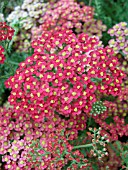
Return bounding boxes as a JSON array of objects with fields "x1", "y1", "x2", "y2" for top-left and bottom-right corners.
[
  {"x1": 8, "y1": 60, "x2": 19, "y2": 65},
  {"x1": 0, "y1": 74, "x2": 12, "y2": 79},
  {"x1": 4, "y1": 60, "x2": 15, "y2": 74},
  {"x1": 73, "y1": 143, "x2": 93, "y2": 149}
]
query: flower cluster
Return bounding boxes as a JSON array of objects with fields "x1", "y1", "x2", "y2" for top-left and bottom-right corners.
[
  {"x1": 31, "y1": 25, "x2": 44, "y2": 41},
  {"x1": 75, "y1": 19, "x2": 107, "y2": 38},
  {"x1": 0, "y1": 45, "x2": 5, "y2": 64},
  {"x1": 31, "y1": 0, "x2": 107, "y2": 41},
  {"x1": 0, "y1": 22, "x2": 14, "y2": 41},
  {"x1": 7, "y1": 0, "x2": 48, "y2": 30},
  {"x1": 5, "y1": 29, "x2": 126, "y2": 121},
  {"x1": 105, "y1": 79, "x2": 128, "y2": 118},
  {"x1": 7, "y1": 0, "x2": 48, "y2": 52},
  {"x1": 0, "y1": 106, "x2": 88, "y2": 170},
  {"x1": 108, "y1": 22, "x2": 128, "y2": 60},
  {"x1": 93, "y1": 111, "x2": 128, "y2": 141},
  {"x1": 104, "y1": 53, "x2": 127, "y2": 122},
  {"x1": 13, "y1": 31, "x2": 32, "y2": 52},
  {"x1": 41, "y1": 0, "x2": 94, "y2": 31},
  {"x1": 0, "y1": 0, "x2": 127, "y2": 168}
]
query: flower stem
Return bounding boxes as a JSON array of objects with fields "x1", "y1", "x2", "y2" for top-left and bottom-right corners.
[
  {"x1": 73, "y1": 143, "x2": 93, "y2": 149},
  {"x1": 8, "y1": 60, "x2": 19, "y2": 65}
]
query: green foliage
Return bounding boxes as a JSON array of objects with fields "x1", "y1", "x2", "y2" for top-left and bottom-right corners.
[
  {"x1": 0, "y1": 13, "x2": 34, "y2": 106},
  {"x1": 109, "y1": 141, "x2": 128, "y2": 169},
  {"x1": 105, "y1": 116, "x2": 114, "y2": 124},
  {"x1": 0, "y1": 41, "x2": 33, "y2": 105},
  {"x1": 101, "y1": 95, "x2": 117, "y2": 102},
  {"x1": 92, "y1": 164, "x2": 99, "y2": 170}
]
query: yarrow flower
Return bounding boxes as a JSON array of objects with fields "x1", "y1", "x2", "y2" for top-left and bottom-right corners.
[
  {"x1": 5, "y1": 29, "x2": 126, "y2": 121},
  {"x1": 105, "y1": 78, "x2": 128, "y2": 118},
  {"x1": 108, "y1": 22, "x2": 128, "y2": 60},
  {"x1": 31, "y1": 0, "x2": 106, "y2": 42},
  {"x1": 76, "y1": 18, "x2": 107, "y2": 38},
  {"x1": 0, "y1": 22, "x2": 14, "y2": 41},
  {"x1": 31, "y1": 0, "x2": 104, "y2": 41},
  {"x1": 7, "y1": 0, "x2": 48, "y2": 52},
  {"x1": 41, "y1": 0, "x2": 94, "y2": 31},
  {"x1": 7, "y1": 0, "x2": 48, "y2": 29},
  {"x1": 0, "y1": 106, "x2": 88, "y2": 170}
]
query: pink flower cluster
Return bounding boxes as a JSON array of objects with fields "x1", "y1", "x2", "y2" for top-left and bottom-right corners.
[
  {"x1": 0, "y1": 107, "x2": 88, "y2": 170},
  {"x1": 76, "y1": 19, "x2": 107, "y2": 38},
  {"x1": 0, "y1": 22, "x2": 14, "y2": 41},
  {"x1": 31, "y1": 18, "x2": 106, "y2": 42},
  {"x1": 5, "y1": 29, "x2": 126, "y2": 121},
  {"x1": 108, "y1": 22, "x2": 128, "y2": 60},
  {"x1": 31, "y1": 0, "x2": 99, "y2": 41},
  {"x1": 41, "y1": 0, "x2": 94, "y2": 31},
  {"x1": 0, "y1": 45, "x2": 5, "y2": 64}
]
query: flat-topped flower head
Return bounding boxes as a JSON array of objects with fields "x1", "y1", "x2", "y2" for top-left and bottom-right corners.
[
  {"x1": 42, "y1": 0, "x2": 94, "y2": 30},
  {"x1": 0, "y1": 22, "x2": 14, "y2": 41},
  {"x1": 108, "y1": 22, "x2": 128, "y2": 60},
  {"x1": 0, "y1": 106, "x2": 87, "y2": 169},
  {"x1": 5, "y1": 29, "x2": 125, "y2": 121},
  {"x1": 6, "y1": 0, "x2": 48, "y2": 52}
]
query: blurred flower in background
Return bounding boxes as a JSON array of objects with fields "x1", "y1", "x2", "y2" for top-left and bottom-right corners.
[{"x1": 7, "y1": 0, "x2": 48, "y2": 52}]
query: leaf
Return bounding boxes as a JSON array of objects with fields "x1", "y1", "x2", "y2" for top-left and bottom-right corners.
[{"x1": 92, "y1": 163, "x2": 99, "y2": 170}]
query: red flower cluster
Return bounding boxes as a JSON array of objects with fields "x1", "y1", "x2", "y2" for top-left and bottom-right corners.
[
  {"x1": 5, "y1": 29, "x2": 125, "y2": 121},
  {"x1": 0, "y1": 22, "x2": 14, "y2": 41},
  {"x1": 104, "y1": 79, "x2": 128, "y2": 118},
  {"x1": 0, "y1": 45, "x2": 5, "y2": 64}
]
